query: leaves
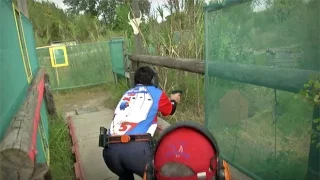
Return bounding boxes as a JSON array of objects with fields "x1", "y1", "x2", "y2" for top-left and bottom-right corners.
[
  {"x1": 62, "y1": 0, "x2": 150, "y2": 29},
  {"x1": 314, "y1": 95, "x2": 320, "y2": 103},
  {"x1": 314, "y1": 118, "x2": 320, "y2": 123},
  {"x1": 299, "y1": 77, "x2": 320, "y2": 105}
]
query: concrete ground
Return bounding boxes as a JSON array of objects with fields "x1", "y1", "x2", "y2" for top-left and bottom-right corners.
[
  {"x1": 67, "y1": 106, "x2": 142, "y2": 180},
  {"x1": 66, "y1": 105, "x2": 252, "y2": 180}
]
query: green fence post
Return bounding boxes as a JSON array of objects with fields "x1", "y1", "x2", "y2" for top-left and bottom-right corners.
[
  {"x1": 108, "y1": 37, "x2": 126, "y2": 88},
  {"x1": 306, "y1": 104, "x2": 320, "y2": 180}
]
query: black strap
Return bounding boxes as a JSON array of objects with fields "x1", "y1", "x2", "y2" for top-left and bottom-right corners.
[
  {"x1": 170, "y1": 100, "x2": 177, "y2": 115},
  {"x1": 108, "y1": 134, "x2": 152, "y2": 143}
]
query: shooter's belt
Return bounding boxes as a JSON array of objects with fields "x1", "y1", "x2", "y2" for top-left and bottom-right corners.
[{"x1": 108, "y1": 134, "x2": 152, "y2": 144}]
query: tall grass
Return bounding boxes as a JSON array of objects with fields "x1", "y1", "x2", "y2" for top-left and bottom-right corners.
[
  {"x1": 49, "y1": 115, "x2": 75, "y2": 180},
  {"x1": 133, "y1": 1, "x2": 207, "y2": 124}
]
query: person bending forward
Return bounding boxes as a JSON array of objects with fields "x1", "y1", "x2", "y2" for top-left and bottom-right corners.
[{"x1": 102, "y1": 66, "x2": 181, "y2": 180}]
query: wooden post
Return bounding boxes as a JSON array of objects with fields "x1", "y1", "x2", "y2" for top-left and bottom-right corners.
[
  {"x1": 132, "y1": 0, "x2": 144, "y2": 56},
  {"x1": 17, "y1": 0, "x2": 29, "y2": 18},
  {"x1": 129, "y1": 0, "x2": 144, "y2": 87},
  {"x1": 0, "y1": 68, "x2": 46, "y2": 180},
  {"x1": 306, "y1": 104, "x2": 320, "y2": 180}
]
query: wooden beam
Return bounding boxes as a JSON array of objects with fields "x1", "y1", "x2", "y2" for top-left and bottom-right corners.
[
  {"x1": 129, "y1": 55, "x2": 204, "y2": 74},
  {"x1": 30, "y1": 163, "x2": 51, "y2": 180},
  {"x1": 207, "y1": 61, "x2": 320, "y2": 93},
  {"x1": 0, "y1": 67, "x2": 46, "y2": 179},
  {"x1": 17, "y1": 0, "x2": 29, "y2": 18},
  {"x1": 129, "y1": 55, "x2": 320, "y2": 93}
]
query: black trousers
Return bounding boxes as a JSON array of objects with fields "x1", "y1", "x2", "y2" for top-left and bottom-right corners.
[{"x1": 102, "y1": 141, "x2": 153, "y2": 180}]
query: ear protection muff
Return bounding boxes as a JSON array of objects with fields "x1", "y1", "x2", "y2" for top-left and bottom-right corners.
[
  {"x1": 144, "y1": 121, "x2": 232, "y2": 180},
  {"x1": 217, "y1": 158, "x2": 225, "y2": 180},
  {"x1": 150, "y1": 67, "x2": 159, "y2": 88}
]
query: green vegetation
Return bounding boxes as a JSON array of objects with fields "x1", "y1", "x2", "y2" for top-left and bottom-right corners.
[
  {"x1": 205, "y1": 0, "x2": 319, "y2": 180},
  {"x1": 298, "y1": 77, "x2": 320, "y2": 149},
  {"x1": 48, "y1": 115, "x2": 74, "y2": 180}
]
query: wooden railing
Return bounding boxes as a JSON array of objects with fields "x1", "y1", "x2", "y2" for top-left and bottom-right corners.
[{"x1": 129, "y1": 54, "x2": 318, "y2": 93}]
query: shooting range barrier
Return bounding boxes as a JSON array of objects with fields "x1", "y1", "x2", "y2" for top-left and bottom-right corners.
[
  {"x1": 36, "y1": 37, "x2": 131, "y2": 91},
  {"x1": 204, "y1": 1, "x2": 319, "y2": 180},
  {"x1": 108, "y1": 37, "x2": 132, "y2": 87},
  {"x1": 36, "y1": 41, "x2": 114, "y2": 90},
  {"x1": 128, "y1": 2, "x2": 319, "y2": 180},
  {"x1": 1, "y1": 0, "x2": 53, "y2": 179}
]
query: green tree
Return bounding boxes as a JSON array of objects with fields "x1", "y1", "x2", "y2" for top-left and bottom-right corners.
[{"x1": 62, "y1": 0, "x2": 151, "y2": 29}]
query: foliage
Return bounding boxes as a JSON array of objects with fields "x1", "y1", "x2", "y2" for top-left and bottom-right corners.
[
  {"x1": 300, "y1": 78, "x2": 320, "y2": 105},
  {"x1": 49, "y1": 115, "x2": 74, "y2": 179},
  {"x1": 28, "y1": 0, "x2": 112, "y2": 46},
  {"x1": 62, "y1": 0, "x2": 150, "y2": 28},
  {"x1": 298, "y1": 77, "x2": 320, "y2": 149}
]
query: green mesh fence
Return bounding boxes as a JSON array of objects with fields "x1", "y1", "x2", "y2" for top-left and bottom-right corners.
[
  {"x1": 37, "y1": 41, "x2": 113, "y2": 90},
  {"x1": 204, "y1": 0, "x2": 319, "y2": 180}
]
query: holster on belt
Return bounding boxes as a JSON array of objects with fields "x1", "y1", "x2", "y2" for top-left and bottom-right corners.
[{"x1": 99, "y1": 127, "x2": 108, "y2": 148}]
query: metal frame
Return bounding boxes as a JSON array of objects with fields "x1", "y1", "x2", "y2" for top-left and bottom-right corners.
[
  {"x1": 49, "y1": 45, "x2": 69, "y2": 67},
  {"x1": 12, "y1": 2, "x2": 32, "y2": 83}
]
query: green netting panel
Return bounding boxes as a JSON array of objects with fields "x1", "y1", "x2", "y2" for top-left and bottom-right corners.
[
  {"x1": 109, "y1": 38, "x2": 125, "y2": 76},
  {"x1": 37, "y1": 41, "x2": 113, "y2": 90},
  {"x1": 204, "y1": 0, "x2": 319, "y2": 180},
  {"x1": 21, "y1": 14, "x2": 39, "y2": 74},
  {"x1": 36, "y1": 102, "x2": 49, "y2": 164},
  {"x1": 53, "y1": 48, "x2": 65, "y2": 65},
  {"x1": 0, "y1": 0, "x2": 29, "y2": 142}
]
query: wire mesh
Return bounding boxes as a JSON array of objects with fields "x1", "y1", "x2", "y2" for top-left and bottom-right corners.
[
  {"x1": 204, "y1": 0, "x2": 319, "y2": 179},
  {"x1": 37, "y1": 41, "x2": 114, "y2": 90}
]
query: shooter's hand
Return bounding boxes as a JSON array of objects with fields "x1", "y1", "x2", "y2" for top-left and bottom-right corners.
[{"x1": 170, "y1": 93, "x2": 181, "y2": 103}]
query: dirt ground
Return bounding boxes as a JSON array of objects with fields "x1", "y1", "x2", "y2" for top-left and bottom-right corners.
[{"x1": 53, "y1": 86, "x2": 110, "y2": 113}]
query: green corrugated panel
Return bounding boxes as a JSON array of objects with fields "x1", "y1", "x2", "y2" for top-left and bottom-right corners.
[
  {"x1": 21, "y1": 15, "x2": 39, "y2": 74},
  {"x1": 0, "y1": 0, "x2": 29, "y2": 142},
  {"x1": 204, "y1": 1, "x2": 319, "y2": 180},
  {"x1": 109, "y1": 38, "x2": 125, "y2": 76}
]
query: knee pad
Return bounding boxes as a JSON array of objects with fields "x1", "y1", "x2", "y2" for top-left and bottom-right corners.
[{"x1": 143, "y1": 163, "x2": 155, "y2": 180}]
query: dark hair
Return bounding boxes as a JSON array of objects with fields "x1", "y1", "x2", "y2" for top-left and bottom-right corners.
[{"x1": 134, "y1": 66, "x2": 155, "y2": 86}]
